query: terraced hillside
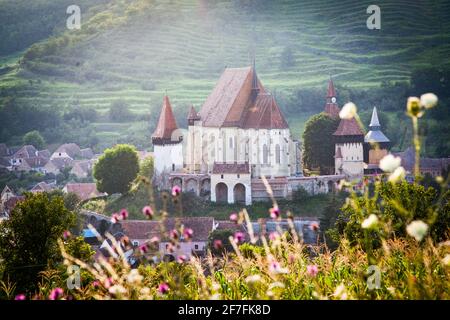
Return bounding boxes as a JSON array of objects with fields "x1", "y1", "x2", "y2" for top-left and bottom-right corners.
[{"x1": 1, "y1": 0, "x2": 450, "y2": 147}]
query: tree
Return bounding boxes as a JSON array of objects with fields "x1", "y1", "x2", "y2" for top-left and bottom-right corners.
[
  {"x1": 109, "y1": 100, "x2": 134, "y2": 122},
  {"x1": 0, "y1": 193, "x2": 76, "y2": 293},
  {"x1": 93, "y1": 144, "x2": 139, "y2": 195},
  {"x1": 139, "y1": 156, "x2": 154, "y2": 180},
  {"x1": 23, "y1": 130, "x2": 45, "y2": 149},
  {"x1": 302, "y1": 113, "x2": 340, "y2": 174}
]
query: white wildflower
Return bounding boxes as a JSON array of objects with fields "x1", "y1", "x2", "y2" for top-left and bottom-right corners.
[
  {"x1": 245, "y1": 274, "x2": 262, "y2": 284},
  {"x1": 127, "y1": 269, "x2": 143, "y2": 284},
  {"x1": 109, "y1": 284, "x2": 127, "y2": 295},
  {"x1": 388, "y1": 166, "x2": 406, "y2": 183},
  {"x1": 420, "y1": 93, "x2": 438, "y2": 109},
  {"x1": 210, "y1": 293, "x2": 221, "y2": 300},
  {"x1": 268, "y1": 281, "x2": 285, "y2": 290},
  {"x1": 406, "y1": 220, "x2": 428, "y2": 241},
  {"x1": 361, "y1": 214, "x2": 379, "y2": 229},
  {"x1": 333, "y1": 283, "x2": 348, "y2": 300},
  {"x1": 379, "y1": 154, "x2": 402, "y2": 172},
  {"x1": 339, "y1": 102, "x2": 357, "y2": 119},
  {"x1": 442, "y1": 254, "x2": 450, "y2": 266}
]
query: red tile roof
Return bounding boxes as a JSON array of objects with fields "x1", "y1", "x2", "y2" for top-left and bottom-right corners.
[
  {"x1": 327, "y1": 78, "x2": 336, "y2": 98},
  {"x1": 152, "y1": 96, "x2": 180, "y2": 143},
  {"x1": 243, "y1": 94, "x2": 288, "y2": 129},
  {"x1": 120, "y1": 217, "x2": 215, "y2": 242},
  {"x1": 333, "y1": 118, "x2": 364, "y2": 136},
  {"x1": 64, "y1": 183, "x2": 106, "y2": 201},
  {"x1": 198, "y1": 67, "x2": 288, "y2": 129},
  {"x1": 187, "y1": 105, "x2": 200, "y2": 121},
  {"x1": 212, "y1": 162, "x2": 250, "y2": 174}
]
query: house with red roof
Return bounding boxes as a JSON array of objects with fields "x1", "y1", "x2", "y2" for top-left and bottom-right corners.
[{"x1": 62, "y1": 183, "x2": 106, "y2": 201}]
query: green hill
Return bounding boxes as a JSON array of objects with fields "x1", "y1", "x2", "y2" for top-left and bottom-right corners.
[{"x1": 1, "y1": 0, "x2": 450, "y2": 151}]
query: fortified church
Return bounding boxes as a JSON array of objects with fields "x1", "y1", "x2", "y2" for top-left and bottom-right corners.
[{"x1": 152, "y1": 65, "x2": 389, "y2": 204}]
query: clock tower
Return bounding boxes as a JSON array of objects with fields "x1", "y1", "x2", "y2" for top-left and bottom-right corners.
[{"x1": 324, "y1": 76, "x2": 340, "y2": 117}]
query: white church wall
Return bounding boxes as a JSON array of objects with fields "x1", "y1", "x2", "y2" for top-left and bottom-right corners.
[
  {"x1": 335, "y1": 142, "x2": 364, "y2": 177},
  {"x1": 154, "y1": 143, "x2": 183, "y2": 175}
]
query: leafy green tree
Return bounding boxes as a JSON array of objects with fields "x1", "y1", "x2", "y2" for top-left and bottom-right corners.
[
  {"x1": 47, "y1": 190, "x2": 81, "y2": 211},
  {"x1": 0, "y1": 193, "x2": 76, "y2": 293},
  {"x1": 139, "y1": 156, "x2": 154, "y2": 180},
  {"x1": 302, "y1": 113, "x2": 340, "y2": 174},
  {"x1": 65, "y1": 236, "x2": 95, "y2": 262},
  {"x1": 23, "y1": 130, "x2": 45, "y2": 149},
  {"x1": 93, "y1": 144, "x2": 139, "y2": 195}
]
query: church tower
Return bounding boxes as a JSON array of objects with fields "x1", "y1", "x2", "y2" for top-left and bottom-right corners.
[
  {"x1": 186, "y1": 105, "x2": 202, "y2": 173},
  {"x1": 152, "y1": 96, "x2": 184, "y2": 177},
  {"x1": 333, "y1": 116, "x2": 365, "y2": 178},
  {"x1": 364, "y1": 107, "x2": 390, "y2": 172},
  {"x1": 324, "y1": 77, "x2": 340, "y2": 117}
]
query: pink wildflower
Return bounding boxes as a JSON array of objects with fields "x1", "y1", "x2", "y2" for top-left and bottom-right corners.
[
  {"x1": 49, "y1": 288, "x2": 64, "y2": 300},
  {"x1": 142, "y1": 206, "x2": 153, "y2": 219},
  {"x1": 172, "y1": 185, "x2": 181, "y2": 196}
]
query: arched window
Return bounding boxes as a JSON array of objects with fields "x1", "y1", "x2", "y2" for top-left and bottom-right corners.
[
  {"x1": 263, "y1": 144, "x2": 268, "y2": 164},
  {"x1": 275, "y1": 144, "x2": 281, "y2": 164}
]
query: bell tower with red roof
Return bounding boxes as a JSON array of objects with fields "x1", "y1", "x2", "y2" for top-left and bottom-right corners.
[
  {"x1": 333, "y1": 115, "x2": 365, "y2": 177},
  {"x1": 324, "y1": 77, "x2": 340, "y2": 117},
  {"x1": 152, "y1": 96, "x2": 184, "y2": 177}
]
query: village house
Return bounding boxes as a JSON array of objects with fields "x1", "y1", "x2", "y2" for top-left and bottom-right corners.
[
  {"x1": 29, "y1": 181, "x2": 57, "y2": 193},
  {"x1": 118, "y1": 217, "x2": 215, "y2": 260},
  {"x1": 394, "y1": 147, "x2": 450, "y2": 177},
  {"x1": 0, "y1": 186, "x2": 24, "y2": 221},
  {"x1": 70, "y1": 159, "x2": 95, "y2": 179},
  {"x1": 63, "y1": 183, "x2": 106, "y2": 201},
  {"x1": 43, "y1": 157, "x2": 74, "y2": 175},
  {"x1": 9, "y1": 145, "x2": 50, "y2": 173},
  {"x1": 50, "y1": 143, "x2": 94, "y2": 161}
]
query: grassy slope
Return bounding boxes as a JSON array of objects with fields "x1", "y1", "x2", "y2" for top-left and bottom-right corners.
[
  {"x1": 82, "y1": 185, "x2": 339, "y2": 220},
  {"x1": 1, "y1": 0, "x2": 450, "y2": 145}
]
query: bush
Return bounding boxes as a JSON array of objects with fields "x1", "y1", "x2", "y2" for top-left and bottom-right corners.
[
  {"x1": 335, "y1": 180, "x2": 449, "y2": 250},
  {"x1": 93, "y1": 144, "x2": 140, "y2": 195},
  {"x1": 292, "y1": 187, "x2": 309, "y2": 202}
]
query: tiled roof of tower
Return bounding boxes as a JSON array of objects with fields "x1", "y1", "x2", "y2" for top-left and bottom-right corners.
[
  {"x1": 333, "y1": 118, "x2": 365, "y2": 136},
  {"x1": 327, "y1": 78, "x2": 336, "y2": 98},
  {"x1": 187, "y1": 105, "x2": 200, "y2": 121},
  {"x1": 198, "y1": 67, "x2": 288, "y2": 129},
  {"x1": 152, "y1": 96, "x2": 179, "y2": 141}
]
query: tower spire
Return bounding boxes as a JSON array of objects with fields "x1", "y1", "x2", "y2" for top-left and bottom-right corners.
[
  {"x1": 152, "y1": 95, "x2": 181, "y2": 145},
  {"x1": 327, "y1": 75, "x2": 336, "y2": 98},
  {"x1": 369, "y1": 106, "x2": 381, "y2": 129},
  {"x1": 251, "y1": 55, "x2": 259, "y2": 94},
  {"x1": 324, "y1": 75, "x2": 339, "y2": 117}
]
